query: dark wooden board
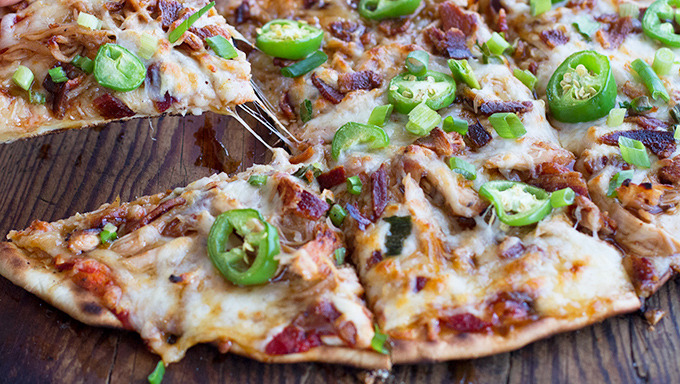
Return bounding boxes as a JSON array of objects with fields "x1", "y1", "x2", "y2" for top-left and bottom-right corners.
[{"x1": 0, "y1": 113, "x2": 679, "y2": 384}]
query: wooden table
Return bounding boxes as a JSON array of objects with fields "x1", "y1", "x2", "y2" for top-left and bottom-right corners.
[{"x1": 1, "y1": 112, "x2": 678, "y2": 383}]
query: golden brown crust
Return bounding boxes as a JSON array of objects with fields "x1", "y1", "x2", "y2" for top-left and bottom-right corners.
[
  {"x1": 0, "y1": 242, "x2": 123, "y2": 329},
  {"x1": 390, "y1": 293, "x2": 641, "y2": 364}
]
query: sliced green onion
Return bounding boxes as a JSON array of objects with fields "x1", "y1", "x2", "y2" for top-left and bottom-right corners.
[
  {"x1": 329, "y1": 204, "x2": 347, "y2": 227},
  {"x1": 168, "y1": 2, "x2": 215, "y2": 43},
  {"x1": 449, "y1": 157, "x2": 476, "y2": 180},
  {"x1": 300, "y1": 99, "x2": 313, "y2": 123},
  {"x1": 48, "y1": 67, "x2": 68, "y2": 83},
  {"x1": 550, "y1": 187, "x2": 575, "y2": 208},
  {"x1": 147, "y1": 361, "x2": 165, "y2": 384},
  {"x1": 405, "y1": 102, "x2": 442, "y2": 136},
  {"x1": 100, "y1": 223, "x2": 118, "y2": 243},
  {"x1": 675, "y1": 126, "x2": 680, "y2": 141},
  {"x1": 29, "y1": 91, "x2": 46, "y2": 105},
  {"x1": 626, "y1": 96, "x2": 653, "y2": 115},
  {"x1": 12, "y1": 65, "x2": 34, "y2": 91},
  {"x1": 442, "y1": 116, "x2": 468, "y2": 135},
  {"x1": 488, "y1": 112, "x2": 526, "y2": 138},
  {"x1": 607, "y1": 107, "x2": 626, "y2": 127},
  {"x1": 280, "y1": 51, "x2": 328, "y2": 78},
  {"x1": 248, "y1": 175, "x2": 268, "y2": 186},
  {"x1": 367, "y1": 104, "x2": 393, "y2": 127},
  {"x1": 573, "y1": 16, "x2": 600, "y2": 39},
  {"x1": 653, "y1": 48, "x2": 674, "y2": 76},
  {"x1": 405, "y1": 50, "x2": 429, "y2": 76},
  {"x1": 72, "y1": 55, "x2": 95, "y2": 74},
  {"x1": 138, "y1": 34, "x2": 159, "y2": 60},
  {"x1": 618, "y1": 136, "x2": 651, "y2": 168},
  {"x1": 619, "y1": 3, "x2": 640, "y2": 18},
  {"x1": 530, "y1": 0, "x2": 551, "y2": 16},
  {"x1": 334, "y1": 247, "x2": 346, "y2": 265},
  {"x1": 631, "y1": 58, "x2": 670, "y2": 102},
  {"x1": 371, "y1": 324, "x2": 389, "y2": 354},
  {"x1": 443, "y1": 116, "x2": 468, "y2": 135},
  {"x1": 484, "y1": 32, "x2": 511, "y2": 56},
  {"x1": 347, "y1": 175, "x2": 363, "y2": 195},
  {"x1": 448, "y1": 59, "x2": 480, "y2": 89},
  {"x1": 513, "y1": 68, "x2": 537, "y2": 90},
  {"x1": 206, "y1": 35, "x2": 238, "y2": 59},
  {"x1": 607, "y1": 170, "x2": 634, "y2": 197},
  {"x1": 77, "y1": 12, "x2": 101, "y2": 30}
]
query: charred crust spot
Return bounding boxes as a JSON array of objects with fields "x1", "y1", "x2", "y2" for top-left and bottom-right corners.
[
  {"x1": 81, "y1": 302, "x2": 103, "y2": 315},
  {"x1": 169, "y1": 274, "x2": 183, "y2": 283}
]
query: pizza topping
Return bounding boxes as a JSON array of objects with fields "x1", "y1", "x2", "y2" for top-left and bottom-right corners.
[
  {"x1": 368, "y1": 104, "x2": 394, "y2": 127},
  {"x1": 233, "y1": 0, "x2": 250, "y2": 24},
  {"x1": 207, "y1": 209, "x2": 280, "y2": 286},
  {"x1": 328, "y1": 20, "x2": 359, "y2": 42},
  {"x1": 277, "y1": 177, "x2": 330, "y2": 219},
  {"x1": 159, "y1": 0, "x2": 183, "y2": 29},
  {"x1": 596, "y1": 14, "x2": 640, "y2": 49},
  {"x1": 93, "y1": 93, "x2": 136, "y2": 119},
  {"x1": 539, "y1": 29, "x2": 569, "y2": 48},
  {"x1": 317, "y1": 166, "x2": 347, "y2": 190},
  {"x1": 311, "y1": 72, "x2": 344, "y2": 104},
  {"x1": 615, "y1": 181, "x2": 672, "y2": 215},
  {"x1": 383, "y1": 216, "x2": 412, "y2": 255},
  {"x1": 642, "y1": 0, "x2": 680, "y2": 47},
  {"x1": 479, "y1": 181, "x2": 571, "y2": 226},
  {"x1": 43, "y1": 66, "x2": 85, "y2": 119},
  {"x1": 406, "y1": 102, "x2": 442, "y2": 136},
  {"x1": 448, "y1": 59, "x2": 480, "y2": 90},
  {"x1": 372, "y1": 164, "x2": 389, "y2": 219},
  {"x1": 600, "y1": 130, "x2": 676, "y2": 158},
  {"x1": 632, "y1": 257, "x2": 658, "y2": 293},
  {"x1": 99, "y1": 223, "x2": 118, "y2": 243},
  {"x1": 626, "y1": 115, "x2": 669, "y2": 130},
  {"x1": 414, "y1": 127, "x2": 464, "y2": 157},
  {"x1": 439, "y1": 2, "x2": 477, "y2": 35},
  {"x1": 366, "y1": 250, "x2": 384, "y2": 269},
  {"x1": 358, "y1": 0, "x2": 421, "y2": 20},
  {"x1": 147, "y1": 361, "x2": 165, "y2": 384},
  {"x1": 546, "y1": 50, "x2": 616, "y2": 123},
  {"x1": 126, "y1": 196, "x2": 186, "y2": 233},
  {"x1": 256, "y1": 20, "x2": 324, "y2": 60},
  {"x1": 168, "y1": 1, "x2": 215, "y2": 43},
  {"x1": 331, "y1": 122, "x2": 390, "y2": 159},
  {"x1": 477, "y1": 101, "x2": 533, "y2": 116},
  {"x1": 488, "y1": 112, "x2": 526, "y2": 139},
  {"x1": 265, "y1": 325, "x2": 322, "y2": 355},
  {"x1": 424, "y1": 26, "x2": 472, "y2": 60},
  {"x1": 465, "y1": 121, "x2": 492, "y2": 150},
  {"x1": 659, "y1": 156, "x2": 680, "y2": 185},
  {"x1": 281, "y1": 51, "x2": 329, "y2": 78},
  {"x1": 67, "y1": 229, "x2": 101, "y2": 253},
  {"x1": 631, "y1": 58, "x2": 670, "y2": 102},
  {"x1": 93, "y1": 44, "x2": 146, "y2": 92},
  {"x1": 347, "y1": 203, "x2": 372, "y2": 229},
  {"x1": 337, "y1": 70, "x2": 383, "y2": 93},
  {"x1": 449, "y1": 156, "x2": 476, "y2": 180},
  {"x1": 413, "y1": 276, "x2": 427, "y2": 292},
  {"x1": 441, "y1": 313, "x2": 491, "y2": 333},
  {"x1": 387, "y1": 71, "x2": 456, "y2": 114}
]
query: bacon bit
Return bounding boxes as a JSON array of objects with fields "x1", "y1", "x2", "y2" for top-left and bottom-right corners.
[
  {"x1": 371, "y1": 165, "x2": 389, "y2": 219},
  {"x1": 93, "y1": 94, "x2": 136, "y2": 120},
  {"x1": 465, "y1": 121, "x2": 492, "y2": 150},
  {"x1": 600, "y1": 130, "x2": 676, "y2": 158},
  {"x1": 153, "y1": 92, "x2": 177, "y2": 113},
  {"x1": 644, "y1": 309, "x2": 665, "y2": 326},
  {"x1": 279, "y1": 93, "x2": 296, "y2": 120},
  {"x1": 625, "y1": 115, "x2": 669, "y2": 130},
  {"x1": 378, "y1": 18, "x2": 410, "y2": 36},
  {"x1": 366, "y1": 250, "x2": 383, "y2": 269},
  {"x1": 181, "y1": 33, "x2": 204, "y2": 51},
  {"x1": 347, "y1": 203, "x2": 372, "y2": 230},
  {"x1": 311, "y1": 73, "x2": 344, "y2": 104},
  {"x1": 478, "y1": 101, "x2": 533, "y2": 116},
  {"x1": 328, "y1": 21, "x2": 359, "y2": 42},
  {"x1": 265, "y1": 325, "x2": 322, "y2": 355},
  {"x1": 439, "y1": 2, "x2": 477, "y2": 35},
  {"x1": 512, "y1": 40, "x2": 531, "y2": 63},
  {"x1": 290, "y1": 148, "x2": 315, "y2": 165},
  {"x1": 105, "y1": 0, "x2": 126, "y2": 11},
  {"x1": 234, "y1": 0, "x2": 250, "y2": 24},
  {"x1": 499, "y1": 239, "x2": 525, "y2": 259},
  {"x1": 8, "y1": 1, "x2": 28, "y2": 11},
  {"x1": 126, "y1": 197, "x2": 186, "y2": 233},
  {"x1": 190, "y1": 25, "x2": 230, "y2": 41},
  {"x1": 566, "y1": 0, "x2": 594, "y2": 8},
  {"x1": 424, "y1": 27, "x2": 472, "y2": 59},
  {"x1": 414, "y1": 276, "x2": 428, "y2": 292},
  {"x1": 337, "y1": 321, "x2": 358, "y2": 346},
  {"x1": 496, "y1": 9, "x2": 508, "y2": 32},
  {"x1": 539, "y1": 29, "x2": 569, "y2": 48},
  {"x1": 441, "y1": 313, "x2": 492, "y2": 333},
  {"x1": 317, "y1": 167, "x2": 347, "y2": 190},
  {"x1": 414, "y1": 128, "x2": 465, "y2": 157},
  {"x1": 488, "y1": 292, "x2": 533, "y2": 324},
  {"x1": 161, "y1": 217, "x2": 196, "y2": 237},
  {"x1": 158, "y1": 0, "x2": 183, "y2": 29},
  {"x1": 277, "y1": 177, "x2": 330, "y2": 220},
  {"x1": 337, "y1": 71, "x2": 383, "y2": 94},
  {"x1": 632, "y1": 257, "x2": 658, "y2": 293},
  {"x1": 595, "y1": 14, "x2": 640, "y2": 49},
  {"x1": 659, "y1": 157, "x2": 680, "y2": 185},
  {"x1": 529, "y1": 162, "x2": 589, "y2": 196}
]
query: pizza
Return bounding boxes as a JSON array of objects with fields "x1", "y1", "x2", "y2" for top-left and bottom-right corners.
[
  {"x1": 1, "y1": 0, "x2": 679, "y2": 377},
  {"x1": 0, "y1": 0, "x2": 254, "y2": 142}
]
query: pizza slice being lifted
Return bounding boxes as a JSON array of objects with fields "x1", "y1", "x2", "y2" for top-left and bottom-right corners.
[{"x1": 0, "y1": 0, "x2": 254, "y2": 142}]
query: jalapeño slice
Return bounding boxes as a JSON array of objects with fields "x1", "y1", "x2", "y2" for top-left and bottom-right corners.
[
  {"x1": 331, "y1": 122, "x2": 390, "y2": 159},
  {"x1": 358, "y1": 0, "x2": 421, "y2": 20},
  {"x1": 256, "y1": 19, "x2": 324, "y2": 60},
  {"x1": 388, "y1": 70, "x2": 457, "y2": 114},
  {"x1": 93, "y1": 43, "x2": 146, "y2": 92},
  {"x1": 642, "y1": 0, "x2": 680, "y2": 47}
]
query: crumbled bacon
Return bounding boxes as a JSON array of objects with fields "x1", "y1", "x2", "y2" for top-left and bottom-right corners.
[
  {"x1": 153, "y1": 92, "x2": 177, "y2": 113},
  {"x1": 478, "y1": 101, "x2": 533, "y2": 116},
  {"x1": 414, "y1": 276, "x2": 428, "y2": 292},
  {"x1": 371, "y1": 165, "x2": 389, "y2": 219},
  {"x1": 265, "y1": 325, "x2": 322, "y2": 355},
  {"x1": 311, "y1": 73, "x2": 344, "y2": 104},
  {"x1": 105, "y1": 0, "x2": 126, "y2": 11},
  {"x1": 488, "y1": 291, "x2": 534, "y2": 325},
  {"x1": 277, "y1": 177, "x2": 330, "y2": 220},
  {"x1": 424, "y1": 27, "x2": 472, "y2": 59},
  {"x1": 190, "y1": 25, "x2": 230, "y2": 41},
  {"x1": 414, "y1": 128, "x2": 465, "y2": 157},
  {"x1": 441, "y1": 313, "x2": 491, "y2": 333},
  {"x1": 632, "y1": 257, "x2": 658, "y2": 294},
  {"x1": 347, "y1": 203, "x2": 372, "y2": 230},
  {"x1": 465, "y1": 121, "x2": 492, "y2": 150},
  {"x1": 317, "y1": 166, "x2": 347, "y2": 190},
  {"x1": 328, "y1": 20, "x2": 359, "y2": 42},
  {"x1": 600, "y1": 130, "x2": 676, "y2": 158},
  {"x1": 529, "y1": 162, "x2": 589, "y2": 196},
  {"x1": 366, "y1": 250, "x2": 383, "y2": 269},
  {"x1": 539, "y1": 29, "x2": 569, "y2": 48},
  {"x1": 158, "y1": 0, "x2": 183, "y2": 29},
  {"x1": 625, "y1": 115, "x2": 669, "y2": 130},
  {"x1": 126, "y1": 197, "x2": 186, "y2": 233},
  {"x1": 161, "y1": 217, "x2": 196, "y2": 237},
  {"x1": 337, "y1": 71, "x2": 383, "y2": 93},
  {"x1": 496, "y1": 9, "x2": 508, "y2": 32},
  {"x1": 439, "y1": 2, "x2": 477, "y2": 35},
  {"x1": 234, "y1": 0, "x2": 250, "y2": 24},
  {"x1": 595, "y1": 14, "x2": 640, "y2": 48},
  {"x1": 499, "y1": 239, "x2": 526, "y2": 259},
  {"x1": 378, "y1": 18, "x2": 410, "y2": 36},
  {"x1": 279, "y1": 93, "x2": 296, "y2": 120},
  {"x1": 71, "y1": 259, "x2": 113, "y2": 297},
  {"x1": 93, "y1": 94, "x2": 136, "y2": 120},
  {"x1": 659, "y1": 157, "x2": 680, "y2": 185}
]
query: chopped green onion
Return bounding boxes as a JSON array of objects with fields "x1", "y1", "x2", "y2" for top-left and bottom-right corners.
[
  {"x1": 653, "y1": 48, "x2": 674, "y2": 76},
  {"x1": 484, "y1": 32, "x2": 511, "y2": 56},
  {"x1": 405, "y1": 50, "x2": 429, "y2": 76},
  {"x1": 607, "y1": 108, "x2": 626, "y2": 127},
  {"x1": 248, "y1": 175, "x2": 268, "y2": 186},
  {"x1": 448, "y1": 59, "x2": 480, "y2": 89},
  {"x1": 449, "y1": 157, "x2": 476, "y2": 180},
  {"x1": 367, "y1": 104, "x2": 393, "y2": 127},
  {"x1": 100, "y1": 223, "x2": 118, "y2": 243},
  {"x1": 622, "y1": 96, "x2": 653, "y2": 115},
  {"x1": 488, "y1": 112, "x2": 526, "y2": 139},
  {"x1": 329, "y1": 204, "x2": 347, "y2": 227},
  {"x1": 147, "y1": 361, "x2": 165, "y2": 384},
  {"x1": 280, "y1": 51, "x2": 328, "y2": 78},
  {"x1": 572, "y1": 16, "x2": 600, "y2": 39},
  {"x1": 371, "y1": 325, "x2": 389, "y2": 354},
  {"x1": 607, "y1": 170, "x2": 634, "y2": 197},
  {"x1": 550, "y1": 187, "x2": 575, "y2": 208},
  {"x1": 618, "y1": 136, "x2": 651, "y2": 168},
  {"x1": 293, "y1": 163, "x2": 323, "y2": 181},
  {"x1": 405, "y1": 102, "x2": 442, "y2": 136},
  {"x1": 168, "y1": 2, "x2": 215, "y2": 43},
  {"x1": 619, "y1": 2, "x2": 639, "y2": 18},
  {"x1": 442, "y1": 116, "x2": 468, "y2": 135},
  {"x1": 48, "y1": 67, "x2": 68, "y2": 83},
  {"x1": 347, "y1": 176, "x2": 363, "y2": 195},
  {"x1": 675, "y1": 126, "x2": 680, "y2": 141},
  {"x1": 530, "y1": 0, "x2": 551, "y2": 16},
  {"x1": 513, "y1": 68, "x2": 537, "y2": 90},
  {"x1": 631, "y1": 58, "x2": 670, "y2": 102},
  {"x1": 72, "y1": 55, "x2": 95, "y2": 74},
  {"x1": 334, "y1": 247, "x2": 346, "y2": 265},
  {"x1": 12, "y1": 66, "x2": 34, "y2": 91},
  {"x1": 138, "y1": 34, "x2": 159, "y2": 60},
  {"x1": 300, "y1": 99, "x2": 313, "y2": 123},
  {"x1": 77, "y1": 12, "x2": 101, "y2": 30},
  {"x1": 206, "y1": 35, "x2": 238, "y2": 59},
  {"x1": 29, "y1": 91, "x2": 46, "y2": 105}
]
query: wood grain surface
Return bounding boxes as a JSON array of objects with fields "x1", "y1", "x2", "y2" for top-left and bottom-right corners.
[{"x1": 0, "y1": 111, "x2": 678, "y2": 384}]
